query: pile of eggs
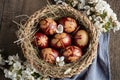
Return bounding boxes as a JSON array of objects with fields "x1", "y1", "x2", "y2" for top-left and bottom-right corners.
[{"x1": 33, "y1": 17, "x2": 89, "y2": 64}]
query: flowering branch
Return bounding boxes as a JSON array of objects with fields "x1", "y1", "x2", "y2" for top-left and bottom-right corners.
[
  {"x1": 0, "y1": 51, "x2": 50, "y2": 80},
  {"x1": 54, "y1": 0, "x2": 120, "y2": 33}
]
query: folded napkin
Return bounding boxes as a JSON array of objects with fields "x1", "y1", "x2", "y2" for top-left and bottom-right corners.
[{"x1": 51, "y1": 32, "x2": 111, "y2": 80}]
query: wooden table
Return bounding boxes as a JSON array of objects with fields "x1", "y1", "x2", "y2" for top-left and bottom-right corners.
[{"x1": 0, "y1": 0, "x2": 120, "y2": 80}]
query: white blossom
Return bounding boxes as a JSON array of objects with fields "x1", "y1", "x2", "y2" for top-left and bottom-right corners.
[
  {"x1": 3, "y1": 54, "x2": 50, "y2": 80},
  {"x1": 56, "y1": 0, "x2": 64, "y2": 4},
  {"x1": 71, "y1": 0, "x2": 78, "y2": 7},
  {"x1": 86, "y1": 9, "x2": 91, "y2": 15},
  {"x1": 88, "y1": 0, "x2": 99, "y2": 3},
  {"x1": 56, "y1": 24, "x2": 64, "y2": 33},
  {"x1": 13, "y1": 61, "x2": 22, "y2": 70},
  {"x1": 113, "y1": 21, "x2": 120, "y2": 32},
  {"x1": 56, "y1": 56, "x2": 65, "y2": 66},
  {"x1": 88, "y1": 16, "x2": 92, "y2": 20},
  {"x1": 83, "y1": 6, "x2": 90, "y2": 10},
  {"x1": 6, "y1": 54, "x2": 20, "y2": 65}
]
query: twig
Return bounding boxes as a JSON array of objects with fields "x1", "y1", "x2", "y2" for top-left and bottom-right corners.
[{"x1": 15, "y1": 15, "x2": 29, "y2": 18}]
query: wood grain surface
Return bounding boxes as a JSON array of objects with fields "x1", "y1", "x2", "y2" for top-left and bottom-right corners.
[
  {"x1": 0, "y1": 0, "x2": 120, "y2": 80},
  {"x1": 105, "y1": 0, "x2": 120, "y2": 80}
]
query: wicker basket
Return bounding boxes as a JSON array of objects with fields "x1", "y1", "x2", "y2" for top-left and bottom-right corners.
[{"x1": 17, "y1": 5, "x2": 99, "y2": 78}]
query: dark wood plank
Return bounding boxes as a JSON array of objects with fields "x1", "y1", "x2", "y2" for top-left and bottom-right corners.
[
  {"x1": 21, "y1": 0, "x2": 48, "y2": 15},
  {"x1": 105, "y1": 0, "x2": 120, "y2": 80},
  {"x1": 0, "y1": 0, "x2": 5, "y2": 29},
  {"x1": 0, "y1": 0, "x2": 24, "y2": 54}
]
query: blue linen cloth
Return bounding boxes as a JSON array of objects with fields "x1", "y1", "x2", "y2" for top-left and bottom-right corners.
[{"x1": 51, "y1": 32, "x2": 111, "y2": 80}]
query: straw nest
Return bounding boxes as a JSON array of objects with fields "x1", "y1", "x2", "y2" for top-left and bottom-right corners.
[{"x1": 17, "y1": 5, "x2": 99, "y2": 78}]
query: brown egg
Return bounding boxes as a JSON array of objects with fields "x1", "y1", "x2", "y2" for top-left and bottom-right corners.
[
  {"x1": 62, "y1": 46, "x2": 82, "y2": 63},
  {"x1": 40, "y1": 18, "x2": 57, "y2": 35},
  {"x1": 41, "y1": 48, "x2": 59, "y2": 64},
  {"x1": 59, "y1": 17, "x2": 77, "y2": 33},
  {"x1": 74, "y1": 30, "x2": 89, "y2": 48},
  {"x1": 34, "y1": 32, "x2": 48, "y2": 48},
  {"x1": 51, "y1": 33, "x2": 71, "y2": 49}
]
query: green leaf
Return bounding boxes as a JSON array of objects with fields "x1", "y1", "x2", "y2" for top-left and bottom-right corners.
[
  {"x1": 17, "y1": 69, "x2": 22, "y2": 75},
  {"x1": 9, "y1": 66, "x2": 14, "y2": 71},
  {"x1": 103, "y1": 21, "x2": 111, "y2": 31},
  {"x1": 100, "y1": 11, "x2": 107, "y2": 19}
]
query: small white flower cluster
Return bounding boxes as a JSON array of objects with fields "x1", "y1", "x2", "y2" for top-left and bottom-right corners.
[
  {"x1": 54, "y1": 0, "x2": 120, "y2": 33},
  {"x1": 54, "y1": 0, "x2": 67, "y2": 6},
  {"x1": 84, "y1": 0, "x2": 120, "y2": 33},
  {"x1": 1, "y1": 54, "x2": 50, "y2": 80},
  {"x1": 56, "y1": 24, "x2": 64, "y2": 33},
  {"x1": 56, "y1": 56, "x2": 65, "y2": 66}
]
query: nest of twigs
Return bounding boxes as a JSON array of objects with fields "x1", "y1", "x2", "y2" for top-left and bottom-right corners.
[{"x1": 17, "y1": 5, "x2": 99, "y2": 78}]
